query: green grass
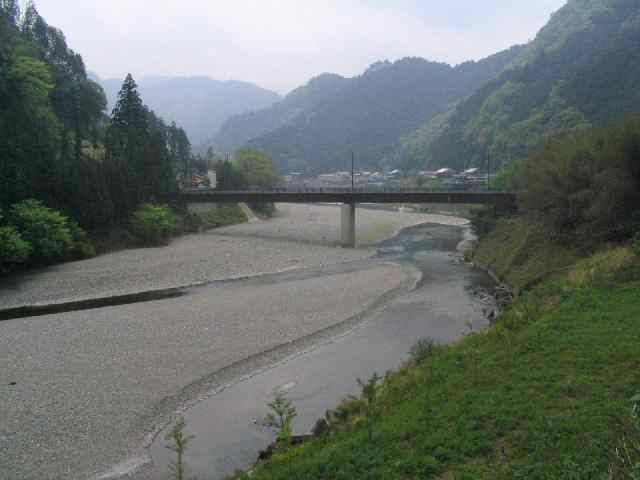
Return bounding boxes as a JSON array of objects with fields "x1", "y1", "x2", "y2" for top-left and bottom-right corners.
[{"x1": 233, "y1": 250, "x2": 640, "y2": 480}]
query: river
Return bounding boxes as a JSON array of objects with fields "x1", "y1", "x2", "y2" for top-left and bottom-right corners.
[{"x1": 146, "y1": 222, "x2": 495, "y2": 480}]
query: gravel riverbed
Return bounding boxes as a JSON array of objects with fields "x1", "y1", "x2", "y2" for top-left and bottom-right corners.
[
  {"x1": 0, "y1": 204, "x2": 462, "y2": 310},
  {"x1": 0, "y1": 204, "x2": 455, "y2": 480}
]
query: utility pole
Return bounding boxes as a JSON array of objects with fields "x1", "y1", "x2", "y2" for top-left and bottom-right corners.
[
  {"x1": 351, "y1": 152, "x2": 355, "y2": 192},
  {"x1": 486, "y1": 150, "x2": 491, "y2": 191}
]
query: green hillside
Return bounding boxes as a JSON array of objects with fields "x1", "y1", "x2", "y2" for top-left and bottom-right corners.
[
  {"x1": 212, "y1": 48, "x2": 523, "y2": 173},
  {"x1": 399, "y1": 0, "x2": 640, "y2": 172}
]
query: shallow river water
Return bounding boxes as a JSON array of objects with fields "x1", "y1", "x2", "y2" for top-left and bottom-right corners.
[{"x1": 146, "y1": 223, "x2": 495, "y2": 480}]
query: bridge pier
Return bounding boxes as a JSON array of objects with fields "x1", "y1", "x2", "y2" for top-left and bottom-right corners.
[{"x1": 340, "y1": 202, "x2": 356, "y2": 248}]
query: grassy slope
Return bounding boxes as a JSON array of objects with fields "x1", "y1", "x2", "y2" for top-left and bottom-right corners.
[
  {"x1": 234, "y1": 232, "x2": 640, "y2": 480},
  {"x1": 471, "y1": 217, "x2": 580, "y2": 291}
]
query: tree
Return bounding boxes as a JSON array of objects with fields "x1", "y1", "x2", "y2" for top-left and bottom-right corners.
[
  {"x1": 1, "y1": 0, "x2": 20, "y2": 25},
  {"x1": 233, "y1": 148, "x2": 279, "y2": 188},
  {"x1": 105, "y1": 74, "x2": 150, "y2": 220}
]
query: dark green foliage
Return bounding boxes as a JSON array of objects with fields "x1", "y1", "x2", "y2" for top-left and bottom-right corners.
[
  {"x1": 9, "y1": 199, "x2": 74, "y2": 263},
  {"x1": 129, "y1": 204, "x2": 178, "y2": 246},
  {"x1": 179, "y1": 205, "x2": 247, "y2": 233},
  {"x1": 0, "y1": 224, "x2": 31, "y2": 271},
  {"x1": 1, "y1": 7, "x2": 191, "y2": 246},
  {"x1": 633, "y1": 234, "x2": 640, "y2": 257},
  {"x1": 520, "y1": 117, "x2": 640, "y2": 247},
  {"x1": 469, "y1": 206, "x2": 499, "y2": 238},
  {"x1": 408, "y1": 338, "x2": 437, "y2": 365},
  {"x1": 357, "y1": 373, "x2": 381, "y2": 443}
]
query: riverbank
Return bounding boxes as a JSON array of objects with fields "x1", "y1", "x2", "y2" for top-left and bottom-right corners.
[
  {"x1": 0, "y1": 204, "x2": 460, "y2": 480},
  {"x1": 230, "y1": 221, "x2": 640, "y2": 480},
  {"x1": 0, "y1": 204, "x2": 461, "y2": 310}
]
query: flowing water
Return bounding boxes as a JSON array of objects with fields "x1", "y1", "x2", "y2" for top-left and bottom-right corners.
[{"x1": 147, "y1": 222, "x2": 495, "y2": 480}]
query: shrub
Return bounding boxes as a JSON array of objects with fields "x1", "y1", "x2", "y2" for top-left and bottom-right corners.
[
  {"x1": 469, "y1": 206, "x2": 498, "y2": 238},
  {"x1": 10, "y1": 199, "x2": 74, "y2": 264},
  {"x1": 409, "y1": 338, "x2": 437, "y2": 365},
  {"x1": 633, "y1": 233, "x2": 640, "y2": 257},
  {"x1": 67, "y1": 220, "x2": 96, "y2": 259},
  {"x1": 0, "y1": 225, "x2": 32, "y2": 272},
  {"x1": 520, "y1": 117, "x2": 640, "y2": 246},
  {"x1": 129, "y1": 204, "x2": 178, "y2": 246}
]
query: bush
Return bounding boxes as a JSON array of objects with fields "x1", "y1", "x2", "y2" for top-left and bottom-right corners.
[
  {"x1": 10, "y1": 199, "x2": 75, "y2": 264},
  {"x1": 520, "y1": 117, "x2": 640, "y2": 246},
  {"x1": 633, "y1": 233, "x2": 640, "y2": 257},
  {"x1": 409, "y1": 338, "x2": 437, "y2": 365},
  {"x1": 67, "y1": 220, "x2": 96, "y2": 259},
  {"x1": 0, "y1": 225, "x2": 32, "y2": 272},
  {"x1": 129, "y1": 204, "x2": 178, "y2": 245},
  {"x1": 469, "y1": 206, "x2": 498, "y2": 238}
]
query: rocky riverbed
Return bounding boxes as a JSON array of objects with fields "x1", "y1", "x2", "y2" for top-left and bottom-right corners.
[
  {"x1": 0, "y1": 204, "x2": 460, "y2": 310},
  {"x1": 0, "y1": 204, "x2": 451, "y2": 480}
]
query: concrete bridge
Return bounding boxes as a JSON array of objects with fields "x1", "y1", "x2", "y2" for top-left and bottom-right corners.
[{"x1": 175, "y1": 189, "x2": 516, "y2": 247}]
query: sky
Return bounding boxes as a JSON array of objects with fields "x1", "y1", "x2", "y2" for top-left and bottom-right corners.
[{"x1": 35, "y1": 0, "x2": 567, "y2": 94}]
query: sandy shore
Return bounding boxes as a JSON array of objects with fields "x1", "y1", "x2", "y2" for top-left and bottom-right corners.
[{"x1": 0, "y1": 204, "x2": 464, "y2": 309}]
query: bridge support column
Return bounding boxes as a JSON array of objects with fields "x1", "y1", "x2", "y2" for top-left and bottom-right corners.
[{"x1": 340, "y1": 202, "x2": 356, "y2": 248}]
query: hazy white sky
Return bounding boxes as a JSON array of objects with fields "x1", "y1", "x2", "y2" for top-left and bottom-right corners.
[{"x1": 35, "y1": 0, "x2": 567, "y2": 93}]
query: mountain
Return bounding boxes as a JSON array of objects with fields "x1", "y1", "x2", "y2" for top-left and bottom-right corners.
[
  {"x1": 92, "y1": 74, "x2": 281, "y2": 146},
  {"x1": 211, "y1": 73, "x2": 349, "y2": 154},
  {"x1": 210, "y1": 48, "x2": 524, "y2": 173},
  {"x1": 399, "y1": 0, "x2": 640, "y2": 172}
]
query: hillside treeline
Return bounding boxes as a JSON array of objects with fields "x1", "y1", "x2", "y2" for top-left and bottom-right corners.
[{"x1": 0, "y1": 1, "x2": 192, "y2": 231}]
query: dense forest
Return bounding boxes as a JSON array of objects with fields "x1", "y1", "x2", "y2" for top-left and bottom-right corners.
[
  {"x1": 0, "y1": 1, "x2": 196, "y2": 270},
  {"x1": 211, "y1": 49, "x2": 524, "y2": 173},
  {"x1": 399, "y1": 0, "x2": 640, "y2": 172}
]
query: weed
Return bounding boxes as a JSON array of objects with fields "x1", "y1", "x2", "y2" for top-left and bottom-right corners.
[
  {"x1": 357, "y1": 373, "x2": 381, "y2": 442},
  {"x1": 409, "y1": 338, "x2": 437, "y2": 365},
  {"x1": 165, "y1": 417, "x2": 195, "y2": 480}
]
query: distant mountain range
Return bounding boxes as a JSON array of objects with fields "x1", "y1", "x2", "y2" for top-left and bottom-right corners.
[
  {"x1": 205, "y1": 0, "x2": 640, "y2": 175},
  {"x1": 208, "y1": 49, "x2": 524, "y2": 173},
  {"x1": 91, "y1": 74, "x2": 281, "y2": 146},
  {"x1": 96, "y1": 0, "x2": 640, "y2": 175}
]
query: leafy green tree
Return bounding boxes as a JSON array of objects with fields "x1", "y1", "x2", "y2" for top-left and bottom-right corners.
[{"x1": 233, "y1": 148, "x2": 279, "y2": 188}]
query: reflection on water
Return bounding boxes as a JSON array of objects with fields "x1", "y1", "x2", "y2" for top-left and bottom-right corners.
[{"x1": 148, "y1": 223, "x2": 495, "y2": 480}]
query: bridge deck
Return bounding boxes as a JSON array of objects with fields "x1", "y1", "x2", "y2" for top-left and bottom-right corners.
[{"x1": 175, "y1": 190, "x2": 516, "y2": 206}]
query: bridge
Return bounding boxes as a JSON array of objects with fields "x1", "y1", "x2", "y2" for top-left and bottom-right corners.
[{"x1": 175, "y1": 189, "x2": 516, "y2": 248}]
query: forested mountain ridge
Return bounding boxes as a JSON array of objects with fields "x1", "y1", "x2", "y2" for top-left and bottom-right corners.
[
  {"x1": 399, "y1": 0, "x2": 640, "y2": 172},
  {"x1": 211, "y1": 48, "x2": 524, "y2": 173},
  {"x1": 210, "y1": 73, "x2": 349, "y2": 154},
  {"x1": 93, "y1": 74, "x2": 281, "y2": 146}
]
